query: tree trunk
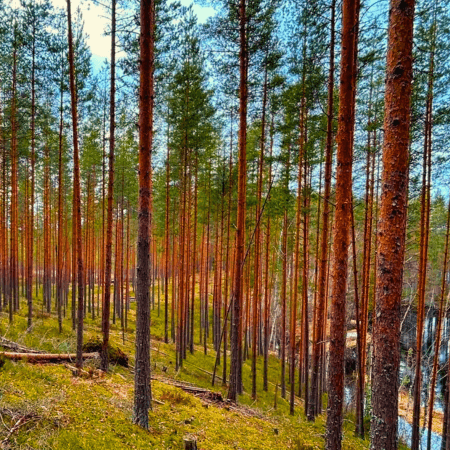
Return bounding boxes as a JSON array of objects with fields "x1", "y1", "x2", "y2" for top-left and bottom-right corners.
[
  {"x1": 27, "y1": 27, "x2": 37, "y2": 329},
  {"x1": 57, "y1": 71, "x2": 64, "y2": 334},
  {"x1": 426, "y1": 197, "x2": 450, "y2": 450},
  {"x1": 101, "y1": 0, "x2": 116, "y2": 372},
  {"x1": 263, "y1": 113, "x2": 274, "y2": 392},
  {"x1": 10, "y1": 28, "x2": 18, "y2": 322},
  {"x1": 164, "y1": 121, "x2": 170, "y2": 344},
  {"x1": 325, "y1": 0, "x2": 359, "y2": 446},
  {"x1": 252, "y1": 60, "x2": 267, "y2": 400},
  {"x1": 133, "y1": 0, "x2": 154, "y2": 428},
  {"x1": 228, "y1": 0, "x2": 247, "y2": 403},
  {"x1": 310, "y1": 0, "x2": 335, "y2": 420},
  {"x1": 412, "y1": 22, "x2": 434, "y2": 449},
  {"x1": 67, "y1": 0, "x2": 85, "y2": 369},
  {"x1": 370, "y1": 0, "x2": 415, "y2": 448}
]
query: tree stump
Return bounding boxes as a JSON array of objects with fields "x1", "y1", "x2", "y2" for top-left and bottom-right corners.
[{"x1": 183, "y1": 438, "x2": 197, "y2": 450}]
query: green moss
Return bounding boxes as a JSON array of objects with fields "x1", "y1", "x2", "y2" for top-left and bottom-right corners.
[{"x1": 0, "y1": 289, "x2": 376, "y2": 449}]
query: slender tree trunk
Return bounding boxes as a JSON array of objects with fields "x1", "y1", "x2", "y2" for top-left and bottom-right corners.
[
  {"x1": 27, "y1": 28, "x2": 37, "y2": 329},
  {"x1": 310, "y1": 0, "x2": 335, "y2": 420},
  {"x1": 426, "y1": 198, "x2": 450, "y2": 450},
  {"x1": 293, "y1": 96, "x2": 305, "y2": 415},
  {"x1": 101, "y1": 0, "x2": 116, "y2": 372},
  {"x1": 204, "y1": 181, "x2": 211, "y2": 356},
  {"x1": 44, "y1": 141, "x2": 51, "y2": 313},
  {"x1": 412, "y1": 24, "x2": 434, "y2": 449},
  {"x1": 325, "y1": 0, "x2": 359, "y2": 446},
  {"x1": 302, "y1": 158, "x2": 310, "y2": 413},
  {"x1": 164, "y1": 124, "x2": 170, "y2": 344},
  {"x1": 67, "y1": 0, "x2": 85, "y2": 369},
  {"x1": 57, "y1": 76, "x2": 64, "y2": 334},
  {"x1": 350, "y1": 197, "x2": 364, "y2": 438},
  {"x1": 263, "y1": 114, "x2": 274, "y2": 392},
  {"x1": 252, "y1": 61, "x2": 267, "y2": 400},
  {"x1": 228, "y1": 0, "x2": 247, "y2": 403},
  {"x1": 10, "y1": 28, "x2": 18, "y2": 322},
  {"x1": 223, "y1": 149, "x2": 233, "y2": 385},
  {"x1": 280, "y1": 146, "x2": 291, "y2": 401}
]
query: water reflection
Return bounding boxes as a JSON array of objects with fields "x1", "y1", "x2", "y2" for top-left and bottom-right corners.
[{"x1": 343, "y1": 311, "x2": 449, "y2": 449}]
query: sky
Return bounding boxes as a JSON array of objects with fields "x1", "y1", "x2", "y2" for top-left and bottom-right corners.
[{"x1": 50, "y1": 0, "x2": 215, "y2": 63}]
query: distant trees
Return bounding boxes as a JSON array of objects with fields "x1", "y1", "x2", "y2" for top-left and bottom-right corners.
[{"x1": 3, "y1": 0, "x2": 450, "y2": 445}]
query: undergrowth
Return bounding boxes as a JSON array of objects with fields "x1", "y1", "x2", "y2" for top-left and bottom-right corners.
[{"x1": 0, "y1": 287, "x2": 405, "y2": 449}]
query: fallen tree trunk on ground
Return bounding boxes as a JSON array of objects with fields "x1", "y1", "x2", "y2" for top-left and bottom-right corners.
[
  {"x1": 0, "y1": 352, "x2": 99, "y2": 362},
  {"x1": 0, "y1": 337, "x2": 44, "y2": 354}
]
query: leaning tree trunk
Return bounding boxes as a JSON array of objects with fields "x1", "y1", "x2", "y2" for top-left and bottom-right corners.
[{"x1": 370, "y1": 1, "x2": 415, "y2": 449}]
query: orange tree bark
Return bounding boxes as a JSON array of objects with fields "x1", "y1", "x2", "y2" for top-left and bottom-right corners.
[
  {"x1": 370, "y1": 0, "x2": 415, "y2": 449},
  {"x1": 325, "y1": 0, "x2": 358, "y2": 446},
  {"x1": 133, "y1": 0, "x2": 154, "y2": 428}
]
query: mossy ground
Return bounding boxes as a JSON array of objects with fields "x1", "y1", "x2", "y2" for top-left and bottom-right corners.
[{"x1": 0, "y1": 286, "x2": 395, "y2": 449}]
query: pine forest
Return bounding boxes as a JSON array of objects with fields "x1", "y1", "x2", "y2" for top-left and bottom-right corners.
[{"x1": 0, "y1": 0, "x2": 449, "y2": 449}]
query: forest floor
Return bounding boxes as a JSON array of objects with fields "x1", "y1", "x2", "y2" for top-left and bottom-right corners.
[{"x1": 0, "y1": 293, "x2": 403, "y2": 449}]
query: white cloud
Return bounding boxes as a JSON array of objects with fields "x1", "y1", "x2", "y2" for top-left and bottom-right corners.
[
  {"x1": 50, "y1": 0, "x2": 215, "y2": 61},
  {"x1": 52, "y1": 0, "x2": 111, "y2": 59}
]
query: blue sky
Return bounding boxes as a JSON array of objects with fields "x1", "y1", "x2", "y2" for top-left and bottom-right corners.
[{"x1": 50, "y1": 0, "x2": 215, "y2": 62}]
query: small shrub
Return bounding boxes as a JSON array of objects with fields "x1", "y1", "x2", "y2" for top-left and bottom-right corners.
[
  {"x1": 82, "y1": 337, "x2": 129, "y2": 367},
  {"x1": 159, "y1": 387, "x2": 194, "y2": 406},
  {"x1": 294, "y1": 436, "x2": 321, "y2": 449}
]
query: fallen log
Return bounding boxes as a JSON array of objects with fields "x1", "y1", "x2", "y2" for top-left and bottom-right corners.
[
  {"x1": 0, "y1": 352, "x2": 99, "y2": 363},
  {"x1": 0, "y1": 337, "x2": 43, "y2": 354}
]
